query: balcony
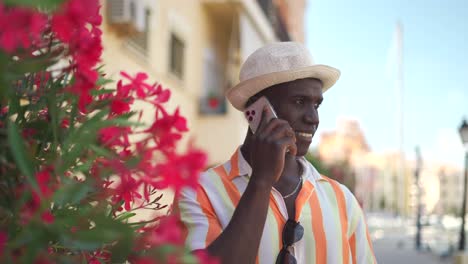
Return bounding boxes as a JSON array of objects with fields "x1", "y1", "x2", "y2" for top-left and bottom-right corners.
[{"x1": 256, "y1": 0, "x2": 291, "y2": 41}]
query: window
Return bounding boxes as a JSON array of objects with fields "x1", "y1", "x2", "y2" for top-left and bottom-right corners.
[
  {"x1": 130, "y1": 1, "x2": 136, "y2": 21},
  {"x1": 199, "y1": 48, "x2": 226, "y2": 115},
  {"x1": 169, "y1": 33, "x2": 185, "y2": 79},
  {"x1": 128, "y1": 8, "x2": 150, "y2": 53}
]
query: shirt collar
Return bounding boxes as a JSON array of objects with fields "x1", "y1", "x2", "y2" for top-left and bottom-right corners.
[{"x1": 229, "y1": 146, "x2": 326, "y2": 182}]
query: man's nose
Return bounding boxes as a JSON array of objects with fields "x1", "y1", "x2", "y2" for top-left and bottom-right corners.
[{"x1": 304, "y1": 108, "x2": 319, "y2": 125}]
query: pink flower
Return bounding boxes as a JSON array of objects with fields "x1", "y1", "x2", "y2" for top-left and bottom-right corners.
[
  {"x1": 194, "y1": 250, "x2": 220, "y2": 264},
  {"x1": 146, "y1": 108, "x2": 188, "y2": 150},
  {"x1": 72, "y1": 27, "x2": 103, "y2": 70},
  {"x1": 33, "y1": 255, "x2": 55, "y2": 264},
  {"x1": 22, "y1": 128, "x2": 37, "y2": 138},
  {"x1": 60, "y1": 118, "x2": 70, "y2": 129},
  {"x1": 120, "y1": 71, "x2": 153, "y2": 99},
  {"x1": 51, "y1": 0, "x2": 101, "y2": 43},
  {"x1": 36, "y1": 168, "x2": 53, "y2": 199},
  {"x1": 85, "y1": 250, "x2": 111, "y2": 264},
  {"x1": 0, "y1": 4, "x2": 47, "y2": 53},
  {"x1": 40, "y1": 211, "x2": 54, "y2": 224},
  {"x1": 107, "y1": 80, "x2": 135, "y2": 116},
  {"x1": 0, "y1": 231, "x2": 7, "y2": 257},
  {"x1": 154, "y1": 148, "x2": 207, "y2": 193},
  {"x1": 131, "y1": 257, "x2": 157, "y2": 264},
  {"x1": 141, "y1": 216, "x2": 184, "y2": 246},
  {"x1": 110, "y1": 99, "x2": 131, "y2": 115},
  {"x1": 99, "y1": 126, "x2": 131, "y2": 148},
  {"x1": 114, "y1": 176, "x2": 142, "y2": 211}
]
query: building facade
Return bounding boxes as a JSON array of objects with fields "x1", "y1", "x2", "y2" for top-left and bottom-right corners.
[
  {"x1": 101, "y1": 0, "x2": 306, "y2": 167},
  {"x1": 317, "y1": 118, "x2": 415, "y2": 216},
  {"x1": 435, "y1": 166, "x2": 463, "y2": 216}
]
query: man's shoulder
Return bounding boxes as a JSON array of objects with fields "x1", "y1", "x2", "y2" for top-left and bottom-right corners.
[
  {"x1": 201, "y1": 163, "x2": 226, "y2": 178},
  {"x1": 315, "y1": 174, "x2": 355, "y2": 199}
]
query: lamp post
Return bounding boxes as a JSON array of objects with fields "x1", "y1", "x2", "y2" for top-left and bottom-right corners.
[
  {"x1": 458, "y1": 119, "x2": 468, "y2": 251},
  {"x1": 415, "y1": 146, "x2": 422, "y2": 250}
]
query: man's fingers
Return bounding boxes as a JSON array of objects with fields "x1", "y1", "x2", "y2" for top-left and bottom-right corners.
[
  {"x1": 256, "y1": 106, "x2": 269, "y2": 133},
  {"x1": 259, "y1": 117, "x2": 290, "y2": 136},
  {"x1": 277, "y1": 136, "x2": 298, "y2": 156},
  {"x1": 269, "y1": 123, "x2": 296, "y2": 142}
]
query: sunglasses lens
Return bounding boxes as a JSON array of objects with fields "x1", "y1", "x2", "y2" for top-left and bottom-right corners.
[
  {"x1": 282, "y1": 220, "x2": 304, "y2": 246},
  {"x1": 275, "y1": 249, "x2": 297, "y2": 264}
]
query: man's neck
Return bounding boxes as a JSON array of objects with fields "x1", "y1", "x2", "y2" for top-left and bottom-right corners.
[{"x1": 241, "y1": 136, "x2": 302, "y2": 182}]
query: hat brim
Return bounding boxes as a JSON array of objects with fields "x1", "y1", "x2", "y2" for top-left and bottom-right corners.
[{"x1": 226, "y1": 64, "x2": 341, "y2": 111}]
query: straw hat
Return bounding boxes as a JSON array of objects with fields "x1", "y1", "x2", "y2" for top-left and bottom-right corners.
[{"x1": 226, "y1": 41, "x2": 340, "y2": 110}]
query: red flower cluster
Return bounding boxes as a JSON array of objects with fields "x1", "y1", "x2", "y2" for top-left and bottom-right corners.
[
  {"x1": 96, "y1": 72, "x2": 207, "y2": 211},
  {"x1": 0, "y1": 3, "x2": 47, "y2": 53},
  {"x1": 0, "y1": 232, "x2": 6, "y2": 258},
  {"x1": 132, "y1": 216, "x2": 219, "y2": 264},
  {"x1": 19, "y1": 168, "x2": 56, "y2": 225},
  {"x1": 2, "y1": 1, "x2": 214, "y2": 263},
  {"x1": 52, "y1": 0, "x2": 103, "y2": 113}
]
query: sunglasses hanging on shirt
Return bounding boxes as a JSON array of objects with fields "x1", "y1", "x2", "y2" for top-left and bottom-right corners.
[{"x1": 275, "y1": 219, "x2": 304, "y2": 264}]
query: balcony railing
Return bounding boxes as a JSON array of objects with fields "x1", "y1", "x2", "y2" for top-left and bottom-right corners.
[{"x1": 256, "y1": 0, "x2": 290, "y2": 41}]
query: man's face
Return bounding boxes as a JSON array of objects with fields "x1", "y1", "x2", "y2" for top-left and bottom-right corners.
[{"x1": 263, "y1": 78, "x2": 323, "y2": 156}]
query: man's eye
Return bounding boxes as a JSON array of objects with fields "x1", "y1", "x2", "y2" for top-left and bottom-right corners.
[
  {"x1": 314, "y1": 103, "x2": 321, "y2": 109},
  {"x1": 294, "y1": 99, "x2": 304, "y2": 105}
]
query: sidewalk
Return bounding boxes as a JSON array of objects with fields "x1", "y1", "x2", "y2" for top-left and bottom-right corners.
[{"x1": 373, "y1": 234, "x2": 452, "y2": 264}]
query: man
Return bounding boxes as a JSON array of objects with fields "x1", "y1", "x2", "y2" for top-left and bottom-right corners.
[{"x1": 175, "y1": 42, "x2": 376, "y2": 264}]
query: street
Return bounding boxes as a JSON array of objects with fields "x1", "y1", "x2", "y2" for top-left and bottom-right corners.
[
  {"x1": 369, "y1": 213, "x2": 456, "y2": 264},
  {"x1": 373, "y1": 232, "x2": 452, "y2": 264}
]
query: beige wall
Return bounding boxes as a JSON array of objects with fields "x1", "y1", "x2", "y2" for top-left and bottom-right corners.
[{"x1": 100, "y1": 0, "x2": 274, "y2": 166}]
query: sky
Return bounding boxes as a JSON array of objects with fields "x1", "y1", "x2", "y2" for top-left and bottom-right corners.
[{"x1": 306, "y1": 0, "x2": 468, "y2": 168}]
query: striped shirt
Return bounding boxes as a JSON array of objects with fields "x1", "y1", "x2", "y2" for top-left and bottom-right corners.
[{"x1": 175, "y1": 147, "x2": 377, "y2": 263}]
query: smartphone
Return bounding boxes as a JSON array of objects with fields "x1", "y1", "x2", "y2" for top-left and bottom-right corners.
[{"x1": 244, "y1": 96, "x2": 277, "y2": 134}]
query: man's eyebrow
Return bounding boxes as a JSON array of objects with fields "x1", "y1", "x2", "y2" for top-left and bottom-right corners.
[{"x1": 289, "y1": 93, "x2": 323, "y2": 100}]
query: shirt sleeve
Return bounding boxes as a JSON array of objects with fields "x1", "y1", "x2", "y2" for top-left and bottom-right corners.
[
  {"x1": 174, "y1": 183, "x2": 223, "y2": 251},
  {"x1": 342, "y1": 185, "x2": 378, "y2": 264}
]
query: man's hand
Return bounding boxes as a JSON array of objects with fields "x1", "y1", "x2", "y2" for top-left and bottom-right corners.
[{"x1": 249, "y1": 107, "x2": 297, "y2": 186}]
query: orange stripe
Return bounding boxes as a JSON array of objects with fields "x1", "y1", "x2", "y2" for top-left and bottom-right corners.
[
  {"x1": 270, "y1": 195, "x2": 285, "y2": 250},
  {"x1": 329, "y1": 180, "x2": 350, "y2": 264},
  {"x1": 196, "y1": 186, "x2": 222, "y2": 246},
  {"x1": 172, "y1": 198, "x2": 189, "y2": 242},
  {"x1": 229, "y1": 150, "x2": 240, "y2": 180},
  {"x1": 213, "y1": 165, "x2": 241, "y2": 205},
  {"x1": 294, "y1": 180, "x2": 314, "y2": 221},
  {"x1": 350, "y1": 232, "x2": 357, "y2": 264},
  {"x1": 364, "y1": 216, "x2": 377, "y2": 263},
  {"x1": 310, "y1": 191, "x2": 327, "y2": 264}
]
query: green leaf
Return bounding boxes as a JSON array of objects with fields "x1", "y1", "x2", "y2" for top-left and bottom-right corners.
[
  {"x1": 53, "y1": 180, "x2": 93, "y2": 206},
  {"x1": 7, "y1": 120, "x2": 37, "y2": 191},
  {"x1": 90, "y1": 89, "x2": 115, "y2": 96},
  {"x1": 72, "y1": 160, "x2": 94, "y2": 173},
  {"x1": 69, "y1": 216, "x2": 133, "y2": 252},
  {"x1": 115, "y1": 212, "x2": 137, "y2": 221},
  {"x1": 3, "y1": 0, "x2": 65, "y2": 10},
  {"x1": 110, "y1": 234, "x2": 133, "y2": 263},
  {"x1": 102, "y1": 117, "x2": 144, "y2": 128},
  {"x1": 89, "y1": 144, "x2": 116, "y2": 158},
  {"x1": 46, "y1": 83, "x2": 60, "y2": 146},
  {"x1": 96, "y1": 77, "x2": 114, "y2": 87},
  {"x1": 179, "y1": 254, "x2": 199, "y2": 264},
  {"x1": 10, "y1": 57, "x2": 58, "y2": 76}
]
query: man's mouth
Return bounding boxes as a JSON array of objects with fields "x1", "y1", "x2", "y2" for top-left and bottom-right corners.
[{"x1": 295, "y1": 131, "x2": 313, "y2": 140}]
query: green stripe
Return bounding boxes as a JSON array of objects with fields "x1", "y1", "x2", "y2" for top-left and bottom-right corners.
[
  {"x1": 301, "y1": 199, "x2": 316, "y2": 263},
  {"x1": 207, "y1": 168, "x2": 237, "y2": 217},
  {"x1": 320, "y1": 181, "x2": 344, "y2": 262}
]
